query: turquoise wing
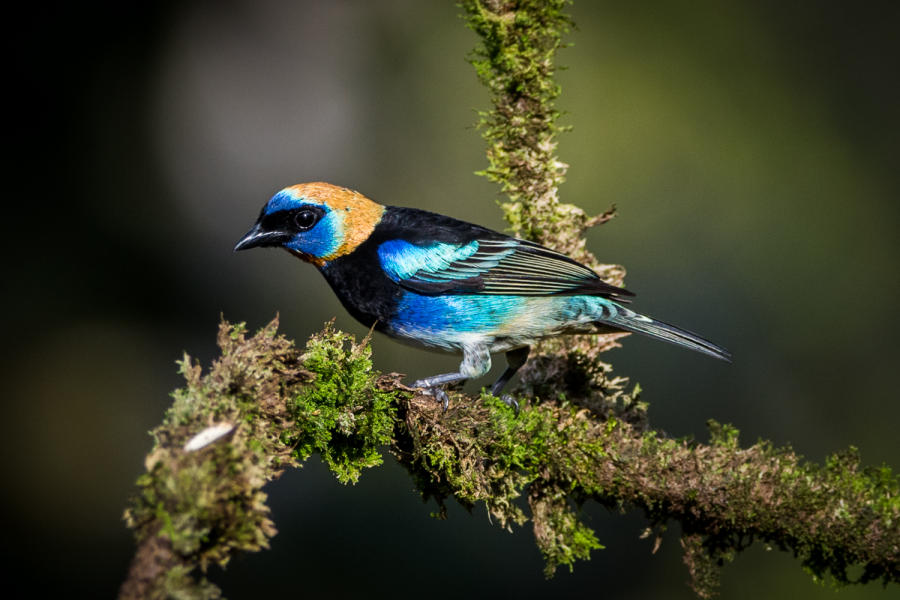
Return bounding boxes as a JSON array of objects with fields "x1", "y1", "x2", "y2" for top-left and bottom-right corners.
[{"x1": 377, "y1": 238, "x2": 633, "y2": 299}]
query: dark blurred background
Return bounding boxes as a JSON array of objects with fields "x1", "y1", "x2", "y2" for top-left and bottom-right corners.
[{"x1": 5, "y1": 1, "x2": 899, "y2": 598}]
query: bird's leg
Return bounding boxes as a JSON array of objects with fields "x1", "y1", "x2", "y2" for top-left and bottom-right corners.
[
  {"x1": 489, "y1": 346, "x2": 530, "y2": 413},
  {"x1": 412, "y1": 345, "x2": 491, "y2": 411},
  {"x1": 489, "y1": 346, "x2": 530, "y2": 395}
]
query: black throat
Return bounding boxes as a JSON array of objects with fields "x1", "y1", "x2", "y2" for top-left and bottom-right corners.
[{"x1": 317, "y1": 233, "x2": 401, "y2": 331}]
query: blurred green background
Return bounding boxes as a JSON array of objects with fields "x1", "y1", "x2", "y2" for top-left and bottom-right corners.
[{"x1": 5, "y1": 1, "x2": 899, "y2": 598}]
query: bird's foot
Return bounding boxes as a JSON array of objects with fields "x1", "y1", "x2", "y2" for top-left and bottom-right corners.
[
  {"x1": 412, "y1": 380, "x2": 450, "y2": 411},
  {"x1": 500, "y1": 394, "x2": 520, "y2": 416}
]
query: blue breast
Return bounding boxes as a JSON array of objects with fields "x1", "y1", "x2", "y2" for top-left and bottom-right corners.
[
  {"x1": 392, "y1": 293, "x2": 526, "y2": 335},
  {"x1": 385, "y1": 291, "x2": 617, "y2": 351}
]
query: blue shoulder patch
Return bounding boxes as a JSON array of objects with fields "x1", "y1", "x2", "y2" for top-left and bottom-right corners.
[{"x1": 378, "y1": 240, "x2": 480, "y2": 282}]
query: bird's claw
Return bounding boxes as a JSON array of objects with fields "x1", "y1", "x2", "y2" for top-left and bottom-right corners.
[
  {"x1": 413, "y1": 381, "x2": 450, "y2": 411},
  {"x1": 500, "y1": 394, "x2": 520, "y2": 416},
  {"x1": 435, "y1": 388, "x2": 449, "y2": 411}
]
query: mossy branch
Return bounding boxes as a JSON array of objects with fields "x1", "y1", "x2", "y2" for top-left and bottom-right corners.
[{"x1": 121, "y1": 319, "x2": 899, "y2": 599}]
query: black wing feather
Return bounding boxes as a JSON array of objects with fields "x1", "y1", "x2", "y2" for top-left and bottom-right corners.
[{"x1": 376, "y1": 208, "x2": 633, "y2": 300}]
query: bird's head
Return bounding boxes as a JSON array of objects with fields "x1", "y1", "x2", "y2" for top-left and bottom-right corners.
[{"x1": 234, "y1": 182, "x2": 385, "y2": 266}]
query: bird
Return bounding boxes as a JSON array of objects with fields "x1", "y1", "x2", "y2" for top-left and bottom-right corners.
[{"x1": 235, "y1": 182, "x2": 730, "y2": 409}]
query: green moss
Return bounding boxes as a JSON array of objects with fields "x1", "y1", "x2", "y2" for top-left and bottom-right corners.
[
  {"x1": 707, "y1": 419, "x2": 740, "y2": 449},
  {"x1": 287, "y1": 325, "x2": 396, "y2": 484}
]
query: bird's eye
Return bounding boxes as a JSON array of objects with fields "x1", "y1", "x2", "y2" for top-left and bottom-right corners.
[{"x1": 293, "y1": 209, "x2": 319, "y2": 230}]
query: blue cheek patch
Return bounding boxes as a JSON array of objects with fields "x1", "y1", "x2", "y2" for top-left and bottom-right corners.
[
  {"x1": 262, "y1": 189, "x2": 346, "y2": 260},
  {"x1": 285, "y1": 210, "x2": 345, "y2": 259},
  {"x1": 378, "y1": 240, "x2": 480, "y2": 282}
]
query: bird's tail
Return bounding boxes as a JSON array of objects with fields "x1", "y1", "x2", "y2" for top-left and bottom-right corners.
[{"x1": 603, "y1": 305, "x2": 731, "y2": 362}]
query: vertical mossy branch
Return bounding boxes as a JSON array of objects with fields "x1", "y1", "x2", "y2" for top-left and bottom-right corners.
[
  {"x1": 460, "y1": 0, "x2": 628, "y2": 405},
  {"x1": 461, "y1": 0, "x2": 623, "y2": 281},
  {"x1": 462, "y1": 0, "x2": 570, "y2": 235}
]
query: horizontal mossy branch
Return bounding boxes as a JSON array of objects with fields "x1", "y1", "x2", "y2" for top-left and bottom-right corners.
[{"x1": 121, "y1": 319, "x2": 900, "y2": 599}]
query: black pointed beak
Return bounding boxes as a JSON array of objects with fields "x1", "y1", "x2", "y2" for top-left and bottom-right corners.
[{"x1": 233, "y1": 222, "x2": 291, "y2": 251}]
